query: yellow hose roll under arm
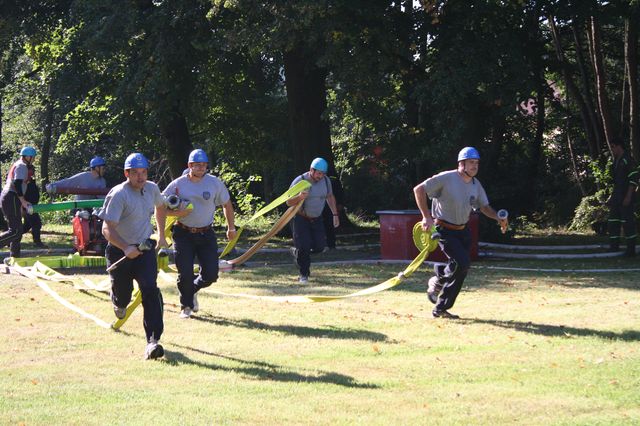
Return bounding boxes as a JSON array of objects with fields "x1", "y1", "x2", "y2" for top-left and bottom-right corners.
[
  {"x1": 219, "y1": 180, "x2": 311, "y2": 258},
  {"x1": 228, "y1": 201, "x2": 304, "y2": 266}
]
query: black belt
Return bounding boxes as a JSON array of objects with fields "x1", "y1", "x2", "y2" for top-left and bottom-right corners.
[
  {"x1": 434, "y1": 218, "x2": 466, "y2": 231},
  {"x1": 175, "y1": 222, "x2": 212, "y2": 233},
  {"x1": 297, "y1": 212, "x2": 320, "y2": 221}
]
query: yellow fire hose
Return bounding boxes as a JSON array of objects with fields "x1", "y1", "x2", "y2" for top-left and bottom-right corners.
[
  {"x1": 228, "y1": 202, "x2": 303, "y2": 266},
  {"x1": 159, "y1": 223, "x2": 440, "y2": 303},
  {"x1": 219, "y1": 180, "x2": 311, "y2": 258},
  {"x1": 8, "y1": 193, "x2": 439, "y2": 323}
]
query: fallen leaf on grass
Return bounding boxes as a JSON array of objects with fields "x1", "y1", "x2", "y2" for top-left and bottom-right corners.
[
  {"x1": 31, "y1": 379, "x2": 38, "y2": 385},
  {"x1": 372, "y1": 344, "x2": 381, "y2": 354}
]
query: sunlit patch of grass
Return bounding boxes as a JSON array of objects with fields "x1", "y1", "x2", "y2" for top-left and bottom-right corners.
[{"x1": 2, "y1": 258, "x2": 639, "y2": 424}]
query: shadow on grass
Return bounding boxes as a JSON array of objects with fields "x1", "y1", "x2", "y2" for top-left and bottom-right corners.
[
  {"x1": 461, "y1": 317, "x2": 640, "y2": 341},
  {"x1": 161, "y1": 346, "x2": 379, "y2": 389},
  {"x1": 191, "y1": 314, "x2": 390, "y2": 342}
]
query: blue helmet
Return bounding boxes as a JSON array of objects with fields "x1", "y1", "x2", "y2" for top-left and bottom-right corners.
[
  {"x1": 90, "y1": 156, "x2": 106, "y2": 168},
  {"x1": 188, "y1": 149, "x2": 208, "y2": 163},
  {"x1": 457, "y1": 147, "x2": 480, "y2": 162},
  {"x1": 310, "y1": 157, "x2": 328, "y2": 173},
  {"x1": 20, "y1": 146, "x2": 37, "y2": 157},
  {"x1": 124, "y1": 153, "x2": 149, "y2": 170}
]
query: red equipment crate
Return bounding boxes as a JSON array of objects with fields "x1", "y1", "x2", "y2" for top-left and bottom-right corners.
[{"x1": 376, "y1": 210, "x2": 479, "y2": 261}]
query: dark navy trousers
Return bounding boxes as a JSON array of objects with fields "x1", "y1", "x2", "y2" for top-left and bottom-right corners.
[
  {"x1": 106, "y1": 244, "x2": 164, "y2": 342},
  {"x1": 291, "y1": 214, "x2": 326, "y2": 277},
  {"x1": 23, "y1": 212, "x2": 43, "y2": 243},
  {"x1": 172, "y1": 226, "x2": 219, "y2": 309},
  {"x1": 434, "y1": 226, "x2": 471, "y2": 312},
  {"x1": 0, "y1": 191, "x2": 23, "y2": 256}
]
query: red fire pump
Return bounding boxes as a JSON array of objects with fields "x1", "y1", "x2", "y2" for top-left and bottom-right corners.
[{"x1": 72, "y1": 210, "x2": 107, "y2": 255}]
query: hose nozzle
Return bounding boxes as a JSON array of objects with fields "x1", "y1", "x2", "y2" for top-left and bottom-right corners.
[{"x1": 497, "y1": 209, "x2": 509, "y2": 234}]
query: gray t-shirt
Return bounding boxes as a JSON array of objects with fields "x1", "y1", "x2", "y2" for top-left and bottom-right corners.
[
  {"x1": 290, "y1": 172, "x2": 333, "y2": 218},
  {"x1": 423, "y1": 170, "x2": 489, "y2": 225},
  {"x1": 97, "y1": 181, "x2": 164, "y2": 245},
  {"x1": 53, "y1": 171, "x2": 107, "y2": 200},
  {"x1": 2, "y1": 159, "x2": 29, "y2": 195},
  {"x1": 162, "y1": 174, "x2": 230, "y2": 228}
]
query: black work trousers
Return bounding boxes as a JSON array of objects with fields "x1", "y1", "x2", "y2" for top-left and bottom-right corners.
[
  {"x1": 23, "y1": 212, "x2": 43, "y2": 243},
  {"x1": 172, "y1": 226, "x2": 219, "y2": 309},
  {"x1": 291, "y1": 214, "x2": 326, "y2": 277},
  {"x1": 0, "y1": 191, "x2": 23, "y2": 257},
  {"x1": 106, "y1": 244, "x2": 164, "y2": 343},
  {"x1": 434, "y1": 226, "x2": 471, "y2": 312}
]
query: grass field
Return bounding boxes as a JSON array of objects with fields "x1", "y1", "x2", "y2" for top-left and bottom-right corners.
[{"x1": 1, "y1": 247, "x2": 639, "y2": 425}]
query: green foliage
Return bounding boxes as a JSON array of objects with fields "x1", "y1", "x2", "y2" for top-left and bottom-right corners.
[
  {"x1": 588, "y1": 156, "x2": 613, "y2": 189},
  {"x1": 2, "y1": 0, "x2": 636, "y2": 227},
  {"x1": 569, "y1": 189, "x2": 610, "y2": 233},
  {"x1": 215, "y1": 161, "x2": 264, "y2": 217},
  {"x1": 568, "y1": 158, "x2": 612, "y2": 232}
]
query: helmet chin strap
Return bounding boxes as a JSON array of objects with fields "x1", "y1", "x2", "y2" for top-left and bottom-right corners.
[{"x1": 460, "y1": 160, "x2": 476, "y2": 178}]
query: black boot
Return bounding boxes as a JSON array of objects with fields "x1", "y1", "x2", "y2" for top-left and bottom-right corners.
[
  {"x1": 34, "y1": 241, "x2": 49, "y2": 249},
  {"x1": 625, "y1": 242, "x2": 636, "y2": 257}
]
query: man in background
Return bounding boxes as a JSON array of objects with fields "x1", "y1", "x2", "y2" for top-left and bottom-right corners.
[
  {"x1": 286, "y1": 157, "x2": 340, "y2": 283},
  {"x1": 607, "y1": 139, "x2": 638, "y2": 257}
]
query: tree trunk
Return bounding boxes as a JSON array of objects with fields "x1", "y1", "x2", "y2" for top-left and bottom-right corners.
[
  {"x1": 549, "y1": 16, "x2": 599, "y2": 157},
  {"x1": 41, "y1": 92, "x2": 54, "y2": 188},
  {"x1": 590, "y1": 17, "x2": 616, "y2": 154},
  {"x1": 524, "y1": 80, "x2": 545, "y2": 213},
  {"x1": 283, "y1": 46, "x2": 333, "y2": 174},
  {"x1": 625, "y1": 15, "x2": 639, "y2": 158},
  {"x1": 162, "y1": 110, "x2": 193, "y2": 179},
  {"x1": 0, "y1": 92, "x2": 3, "y2": 179},
  {"x1": 572, "y1": 22, "x2": 604, "y2": 154},
  {"x1": 566, "y1": 121, "x2": 586, "y2": 196},
  {"x1": 621, "y1": 60, "x2": 628, "y2": 131}
]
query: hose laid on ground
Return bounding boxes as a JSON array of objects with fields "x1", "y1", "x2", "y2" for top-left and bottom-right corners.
[
  {"x1": 8, "y1": 261, "x2": 112, "y2": 329},
  {"x1": 159, "y1": 223, "x2": 441, "y2": 303}
]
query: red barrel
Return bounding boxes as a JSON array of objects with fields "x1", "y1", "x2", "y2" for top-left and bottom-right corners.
[{"x1": 376, "y1": 210, "x2": 479, "y2": 261}]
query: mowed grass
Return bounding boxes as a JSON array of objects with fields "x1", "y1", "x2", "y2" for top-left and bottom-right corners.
[{"x1": 1, "y1": 258, "x2": 639, "y2": 425}]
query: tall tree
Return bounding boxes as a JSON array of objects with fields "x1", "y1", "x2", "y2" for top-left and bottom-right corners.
[
  {"x1": 624, "y1": 7, "x2": 639, "y2": 158},
  {"x1": 589, "y1": 16, "x2": 616, "y2": 153}
]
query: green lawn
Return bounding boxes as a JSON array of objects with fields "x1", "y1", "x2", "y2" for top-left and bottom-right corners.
[{"x1": 1, "y1": 252, "x2": 639, "y2": 425}]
